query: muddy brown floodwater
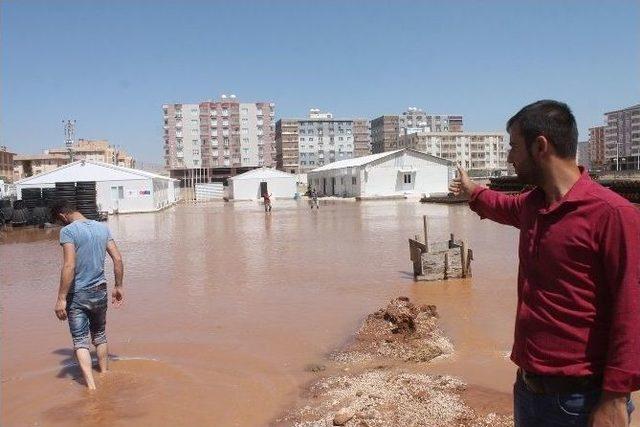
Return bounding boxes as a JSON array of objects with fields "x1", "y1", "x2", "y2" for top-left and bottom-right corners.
[{"x1": 2, "y1": 199, "x2": 634, "y2": 426}]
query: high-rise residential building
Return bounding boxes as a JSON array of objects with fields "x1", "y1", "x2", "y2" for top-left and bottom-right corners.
[
  {"x1": 275, "y1": 109, "x2": 371, "y2": 174},
  {"x1": 400, "y1": 107, "x2": 464, "y2": 134},
  {"x1": 576, "y1": 141, "x2": 591, "y2": 170},
  {"x1": 588, "y1": 125, "x2": 606, "y2": 170},
  {"x1": 371, "y1": 116, "x2": 400, "y2": 154},
  {"x1": 603, "y1": 104, "x2": 640, "y2": 170},
  {"x1": 275, "y1": 119, "x2": 300, "y2": 174},
  {"x1": 398, "y1": 131, "x2": 507, "y2": 173},
  {"x1": 371, "y1": 107, "x2": 464, "y2": 154},
  {"x1": 48, "y1": 139, "x2": 135, "y2": 168},
  {"x1": 164, "y1": 95, "x2": 276, "y2": 185},
  {"x1": 0, "y1": 146, "x2": 15, "y2": 182}
]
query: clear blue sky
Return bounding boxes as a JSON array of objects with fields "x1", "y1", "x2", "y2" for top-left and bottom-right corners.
[{"x1": 2, "y1": 0, "x2": 639, "y2": 163}]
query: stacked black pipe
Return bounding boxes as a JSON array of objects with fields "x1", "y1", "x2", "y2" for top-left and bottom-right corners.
[
  {"x1": 31, "y1": 204, "x2": 51, "y2": 225},
  {"x1": 55, "y1": 182, "x2": 77, "y2": 209},
  {"x1": 0, "y1": 199, "x2": 12, "y2": 224},
  {"x1": 488, "y1": 176, "x2": 528, "y2": 193},
  {"x1": 11, "y1": 199, "x2": 30, "y2": 226},
  {"x1": 42, "y1": 188, "x2": 58, "y2": 207},
  {"x1": 76, "y1": 181, "x2": 98, "y2": 220},
  {"x1": 21, "y1": 188, "x2": 42, "y2": 213},
  {"x1": 599, "y1": 179, "x2": 640, "y2": 204}
]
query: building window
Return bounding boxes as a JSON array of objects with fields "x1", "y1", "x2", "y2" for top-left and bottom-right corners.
[
  {"x1": 404, "y1": 173, "x2": 412, "y2": 184},
  {"x1": 352, "y1": 177, "x2": 357, "y2": 185}
]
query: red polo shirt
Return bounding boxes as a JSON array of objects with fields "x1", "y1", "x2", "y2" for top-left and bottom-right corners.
[{"x1": 469, "y1": 170, "x2": 640, "y2": 392}]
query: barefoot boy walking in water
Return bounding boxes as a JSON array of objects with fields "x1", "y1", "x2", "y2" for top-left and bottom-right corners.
[{"x1": 52, "y1": 200, "x2": 124, "y2": 389}]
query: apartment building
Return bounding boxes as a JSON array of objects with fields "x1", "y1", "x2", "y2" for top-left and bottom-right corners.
[
  {"x1": 400, "y1": 107, "x2": 463, "y2": 134},
  {"x1": 603, "y1": 104, "x2": 640, "y2": 170},
  {"x1": 275, "y1": 119, "x2": 300, "y2": 174},
  {"x1": 399, "y1": 131, "x2": 507, "y2": 174},
  {"x1": 164, "y1": 95, "x2": 276, "y2": 185},
  {"x1": 13, "y1": 154, "x2": 69, "y2": 180},
  {"x1": 48, "y1": 139, "x2": 135, "y2": 168},
  {"x1": 0, "y1": 146, "x2": 15, "y2": 182},
  {"x1": 588, "y1": 125, "x2": 606, "y2": 170},
  {"x1": 371, "y1": 115, "x2": 400, "y2": 154},
  {"x1": 371, "y1": 107, "x2": 464, "y2": 154},
  {"x1": 576, "y1": 141, "x2": 591, "y2": 170},
  {"x1": 275, "y1": 109, "x2": 371, "y2": 174}
]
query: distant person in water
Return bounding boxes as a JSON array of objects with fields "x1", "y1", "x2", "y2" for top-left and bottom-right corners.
[
  {"x1": 51, "y1": 200, "x2": 124, "y2": 390},
  {"x1": 262, "y1": 192, "x2": 272, "y2": 212},
  {"x1": 310, "y1": 188, "x2": 319, "y2": 209}
]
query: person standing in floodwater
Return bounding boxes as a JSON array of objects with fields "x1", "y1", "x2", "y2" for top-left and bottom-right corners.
[
  {"x1": 310, "y1": 188, "x2": 319, "y2": 209},
  {"x1": 450, "y1": 100, "x2": 640, "y2": 427},
  {"x1": 51, "y1": 200, "x2": 124, "y2": 390},
  {"x1": 263, "y1": 192, "x2": 272, "y2": 212}
]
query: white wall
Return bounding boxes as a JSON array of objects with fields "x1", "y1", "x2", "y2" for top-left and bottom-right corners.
[
  {"x1": 307, "y1": 167, "x2": 361, "y2": 198},
  {"x1": 230, "y1": 177, "x2": 297, "y2": 200},
  {"x1": 97, "y1": 179, "x2": 154, "y2": 213},
  {"x1": 18, "y1": 177, "x2": 178, "y2": 214},
  {"x1": 240, "y1": 103, "x2": 260, "y2": 166},
  {"x1": 307, "y1": 152, "x2": 450, "y2": 198},
  {"x1": 360, "y1": 153, "x2": 448, "y2": 197}
]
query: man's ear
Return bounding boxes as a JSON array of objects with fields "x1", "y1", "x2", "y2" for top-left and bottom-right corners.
[{"x1": 532, "y1": 135, "x2": 552, "y2": 159}]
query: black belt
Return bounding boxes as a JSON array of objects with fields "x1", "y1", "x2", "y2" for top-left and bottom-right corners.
[{"x1": 518, "y1": 368, "x2": 602, "y2": 394}]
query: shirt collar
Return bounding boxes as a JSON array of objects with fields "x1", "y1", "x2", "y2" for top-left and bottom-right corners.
[{"x1": 537, "y1": 166, "x2": 591, "y2": 216}]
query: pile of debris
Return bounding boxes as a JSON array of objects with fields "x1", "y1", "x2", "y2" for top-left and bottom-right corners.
[
  {"x1": 275, "y1": 298, "x2": 512, "y2": 427},
  {"x1": 331, "y1": 297, "x2": 452, "y2": 364}
]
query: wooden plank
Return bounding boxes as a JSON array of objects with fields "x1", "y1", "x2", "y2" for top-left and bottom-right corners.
[
  {"x1": 423, "y1": 215, "x2": 429, "y2": 252},
  {"x1": 444, "y1": 251, "x2": 449, "y2": 280},
  {"x1": 461, "y1": 241, "x2": 468, "y2": 277},
  {"x1": 409, "y1": 238, "x2": 426, "y2": 253},
  {"x1": 466, "y1": 249, "x2": 473, "y2": 277}
]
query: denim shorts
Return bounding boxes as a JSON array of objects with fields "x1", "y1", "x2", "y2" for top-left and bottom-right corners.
[{"x1": 66, "y1": 283, "x2": 108, "y2": 350}]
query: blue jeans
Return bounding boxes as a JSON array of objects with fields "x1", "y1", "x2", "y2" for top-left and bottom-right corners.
[
  {"x1": 66, "y1": 283, "x2": 108, "y2": 350},
  {"x1": 514, "y1": 373, "x2": 635, "y2": 426}
]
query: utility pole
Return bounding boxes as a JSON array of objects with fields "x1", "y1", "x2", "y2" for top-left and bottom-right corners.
[{"x1": 63, "y1": 120, "x2": 76, "y2": 161}]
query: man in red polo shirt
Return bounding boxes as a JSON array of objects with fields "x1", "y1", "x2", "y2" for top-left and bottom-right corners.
[{"x1": 450, "y1": 100, "x2": 639, "y2": 426}]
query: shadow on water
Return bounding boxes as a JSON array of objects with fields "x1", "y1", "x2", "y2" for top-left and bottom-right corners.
[
  {"x1": 52, "y1": 348, "x2": 121, "y2": 387},
  {"x1": 397, "y1": 270, "x2": 416, "y2": 280}
]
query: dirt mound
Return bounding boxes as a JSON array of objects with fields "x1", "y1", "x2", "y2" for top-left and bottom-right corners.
[
  {"x1": 278, "y1": 370, "x2": 511, "y2": 427},
  {"x1": 275, "y1": 297, "x2": 513, "y2": 426},
  {"x1": 333, "y1": 297, "x2": 453, "y2": 363}
]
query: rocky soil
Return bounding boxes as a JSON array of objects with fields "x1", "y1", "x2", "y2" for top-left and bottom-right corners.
[{"x1": 274, "y1": 297, "x2": 512, "y2": 427}]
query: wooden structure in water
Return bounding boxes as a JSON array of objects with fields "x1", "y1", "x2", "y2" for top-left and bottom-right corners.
[{"x1": 408, "y1": 215, "x2": 473, "y2": 281}]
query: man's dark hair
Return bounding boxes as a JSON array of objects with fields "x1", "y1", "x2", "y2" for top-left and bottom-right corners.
[
  {"x1": 506, "y1": 100, "x2": 578, "y2": 159},
  {"x1": 50, "y1": 199, "x2": 75, "y2": 218}
]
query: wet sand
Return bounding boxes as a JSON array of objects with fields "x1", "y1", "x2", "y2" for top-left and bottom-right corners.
[{"x1": 0, "y1": 199, "x2": 620, "y2": 426}]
